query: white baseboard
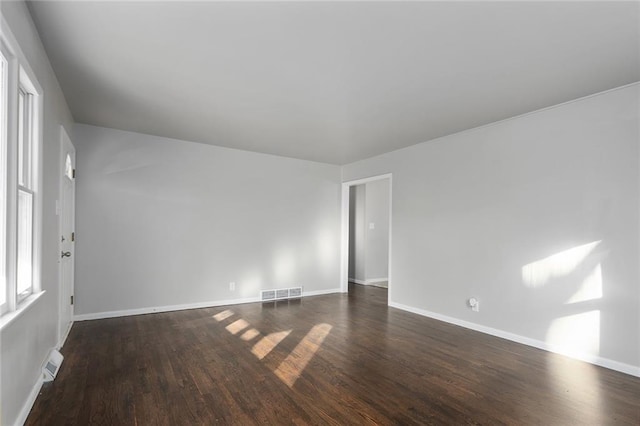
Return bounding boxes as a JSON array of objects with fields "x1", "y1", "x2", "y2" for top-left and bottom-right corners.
[
  {"x1": 389, "y1": 301, "x2": 640, "y2": 378},
  {"x1": 74, "y1": 296, "x2": 261, "y2": 321},
  {"x1": 303, "y1": 288, "x2": 342, "y2": 297},
  {"x1": 74, "y1": 288, "x2": 343, "y2": 322},
  {"x1": 349, "y1": 278, "x2": 388, "y2": 286},
  {"x1": 15, "y1": 362, "x2": 45, "y2": 426},
  {"x1": 57, "y1": 321, "x2": 73, "y2": 350}
]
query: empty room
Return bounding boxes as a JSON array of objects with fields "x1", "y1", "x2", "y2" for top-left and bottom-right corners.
[{"x1": 1, "y1": 1, "x2": 639, "y2": 424}]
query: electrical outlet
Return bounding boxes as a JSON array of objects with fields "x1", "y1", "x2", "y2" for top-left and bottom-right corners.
[
  {"x1": 469, "y1": 297, "x2": 479, "y2": 312},
  {"x1": 229, "y1": 282, "x2": 236, "y2": 291}
]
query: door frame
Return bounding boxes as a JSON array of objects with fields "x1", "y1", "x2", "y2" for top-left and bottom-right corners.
[
  {"x1": 58, "y1": 125, "x2": 75, "y2": 348},
  {"x1": 340, "y1": 173, "x2": 392, "y2": 301}
]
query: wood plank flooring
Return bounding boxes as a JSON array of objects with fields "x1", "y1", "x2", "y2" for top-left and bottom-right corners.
[{"x1": 27, "y1": 284, "x2": 640, "y2": 425}]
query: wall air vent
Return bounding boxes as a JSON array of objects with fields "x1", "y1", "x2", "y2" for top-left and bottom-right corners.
[
  {"x1": 260, "y1": 287, "x2": 303, "y2": 302},
  {"x1": 289, "y1": 287, "x2": 302, "y2": 298},
  {"x1": 261, "y1": 290, "x2": 276, "y2": 301}
]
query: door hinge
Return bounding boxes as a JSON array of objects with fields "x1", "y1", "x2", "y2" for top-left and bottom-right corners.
[
  {"x1": 70, "y1": 295, "x2": 74, "y2": 305},
  {"x1": 71, "y1": 232, "x2": 75, "y2": 242},
  {"x1": 72, "y1": 168, "x2": 76, "y2": 178}
]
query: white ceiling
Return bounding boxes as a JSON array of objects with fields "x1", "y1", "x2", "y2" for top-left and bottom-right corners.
[{"x1": 28, "y1": 1, "x2": 639, "y2": 165}]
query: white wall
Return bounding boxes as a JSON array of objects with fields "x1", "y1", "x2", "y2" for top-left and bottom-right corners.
[
  {"x1": 364, "y1": 179, "x2": 389, "y2": 280},
  {"x1": 0, "y1": 1, "x2": 75, "y2": 425},
  {"x1": 343, "y1": 84, "x2": 640, "y2": 373},
  {"x1": 73, "y1": 124, "x2": 342, "y2": 317}
]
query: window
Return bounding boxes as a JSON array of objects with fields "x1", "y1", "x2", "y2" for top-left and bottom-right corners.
[
  {"x1": 0, "y1": 49, "x2": 7, "y2": 314},
  {"x1": 16, "y1": 85, "x2": 35, "y2": 301},
  {"x1": 1, "y1": 31, "x2": 42, "y2": 318},
  {"x1": 65, "y1": 153, "x2": 73, "y2": 180}
]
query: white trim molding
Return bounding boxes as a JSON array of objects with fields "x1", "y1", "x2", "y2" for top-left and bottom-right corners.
[
  {"x1": 15, "y1": 374, "x2": 43, "y2": 426},
  {"x1": 389, "y1": 301, "x2": 640, "y2": 378},
  {"x1": 303, "y1": 288, "x2": 342, "y2": 298},
  {"x1": 0, "y1": 290, "x2": 45, "y2": 331},
  {"x1": 74, "y1": 289, "x2": 342, "y2": 322},
  {"x1": 14, "y1": 347, "x2": 49, "y2": 426},
  {"x1": 341, "y1": 173, "x2": 393, "y2": 298},
  {"x1": 349, "y1": 278, "x2": 388, "y2": 285},
  {"x1": 57, "y1": 320, "x2": 73, "y2": 350},
  {"x1": 74, "y1": 297, "x2": 262, "y2": 321}
]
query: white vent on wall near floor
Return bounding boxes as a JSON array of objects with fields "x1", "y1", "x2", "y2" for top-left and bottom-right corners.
[
  {"x1": 43, "y1": 349, "x2": 64, "y2": 382},
  {"x1": 260, "y1": 287, "x2": 303, "y2": 302}
]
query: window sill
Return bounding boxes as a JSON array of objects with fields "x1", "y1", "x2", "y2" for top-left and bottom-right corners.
[{"x1": 0, "y1": 291, "x2": 46, "y2": 331}]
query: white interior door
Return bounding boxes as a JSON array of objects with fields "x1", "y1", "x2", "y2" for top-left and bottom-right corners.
[{"x1": 59, "y1": 127, "x2": 75, "y2": 346}]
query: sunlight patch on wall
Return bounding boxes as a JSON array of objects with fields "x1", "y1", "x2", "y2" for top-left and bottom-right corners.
[
  {"x1": 546, "y1": 310, "x2": 600, "y2": 359},
  {"x1": 274, "y1": 250, "x2": 296, "y2": 285},
  {"x1": 274, "y1": 323, "x2": 332, "y2": 387},
  {"x1": 522, "y1": 241, "x2": 600, "y2": 288},
  {"x1": 566, "y1": 264, "x2": 602, "y2": 304},
  {"x1": 317, "y1": 228, "x2": 335, "y2": 270},
  {"x1": 239, "y1": 273, "x2": 263, "y2": 298},
  {"x1": 251, "y1": 330, "x2": 292, "y2": 360}
]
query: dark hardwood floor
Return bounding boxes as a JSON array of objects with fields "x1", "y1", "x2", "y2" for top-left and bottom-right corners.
[{"x1": 27, "y1": 284, "x2": 640, "y2": 425}]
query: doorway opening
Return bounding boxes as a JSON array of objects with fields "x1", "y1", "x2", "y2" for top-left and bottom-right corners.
[{"x1": 341, "y1": 174, "x2": 392, "y2": 304}]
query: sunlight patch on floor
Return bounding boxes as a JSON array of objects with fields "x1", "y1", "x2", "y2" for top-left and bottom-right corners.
[
  {"x1": 547, "y1": 355, "x2": 603, "y2": 424},
  {"x1": 226, "y1": 319, "x2": 250, "y2": 335},
  {"x1": 213, "y1": 309, "x2": 234, "y2": 321},
  {"x1": 240, "y1": 328, "x2": 261, "y2": 341},
  {"x1": 251, "y1": 330, "x2": 292, "y2": 360},
  {"x1": 212, "y1": 307, "x2": 332, "y2": 387},
  {"x1": 274, "y1": 323, "x2": 332, "y2": 387}
]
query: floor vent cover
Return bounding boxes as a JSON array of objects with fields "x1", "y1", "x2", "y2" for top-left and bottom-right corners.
[
  {"x1": 260, "y1": 286, "x2": 303, "y2": 302},
  {"x1": 43, "y1": 349, "x2": 64, "y2": 382}
]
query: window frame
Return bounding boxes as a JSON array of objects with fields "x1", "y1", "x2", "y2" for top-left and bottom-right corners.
[
  {"x1": 16, "y1": 80, "x2": 36, "y2": 303},
  {"x1": 0, "y1": 20, "x2": 44, "y2": 319},
  {"x1": 0, "y1": 46, "x2": 8, "y2": 315}
]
